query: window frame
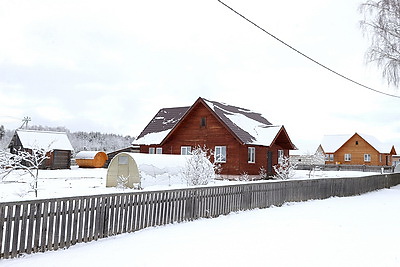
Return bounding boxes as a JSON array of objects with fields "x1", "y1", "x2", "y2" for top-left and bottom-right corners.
[
  {"x1": 364, "y1": 154, "x2": 371, "y2": 162},
  {"x1": 278, "y1": 149, "x2": 284, "y2": 164},
  {"x1": 156, "y1": 147, "x2": 163, "y2": 154},
  {"x1": 248, "y1": 147, "x2": 255, "y2": 163},
  {"x1": 118, "y1": 155, "x2": 128, "y2": 165},
  {"x1": 325, "y1": 154, "x2": 334, "y2": 162},
  {"x1": 344, "y1": 153, "x2": 352, "y2": 162},
  {"x1": 214, "y1": 146, "x2": 227, "y2": 163},
  {"x1": 200, "y1": 117, "x2": 207, "y2": 127},
  {"x1": 149, "y1": 147, "x2": 155, "y2": 154},
  {"x1": 181, "y1": 146, "x2": 192, "y2": 155}
]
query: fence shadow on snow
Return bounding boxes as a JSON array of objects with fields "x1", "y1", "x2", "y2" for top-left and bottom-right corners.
[{"x1": 1, "y1": 173, "x2": 400, "y2": 259}]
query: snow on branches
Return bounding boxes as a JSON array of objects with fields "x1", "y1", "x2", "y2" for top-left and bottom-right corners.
[
  {"x1": 182, "y1": 146, "x2": 218, "y2": 186},
  {"x1": 0, "y1": 147, "x2": 50, "y2": 197},
  {"x1": 273, "y1": 155, "x2": 297, "y2": 180}
]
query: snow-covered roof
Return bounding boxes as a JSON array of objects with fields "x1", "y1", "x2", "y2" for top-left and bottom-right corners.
[
  {"x1": 75, "y1": 151, "x2": 103, "y2": 159},
  {"x1": 202, "y1": 99, "x2": 278, "y2": 145},
  {"x1": 133, "y1": 97, "x2": 290, "y2": 147},
  {"x1": 320, "y1": 133, "x2": 394, "y2": 153},
  {"x1": 16, "y1": 129, "x2": 74, "y2": 151},
  {"x1": 133, "y1": 107, "x2": 189, "y2": 145}
]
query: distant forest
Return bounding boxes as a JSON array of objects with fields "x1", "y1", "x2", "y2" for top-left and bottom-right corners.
[{"x1": 0, "y1": 125, "x2": 134, "y2": 154}]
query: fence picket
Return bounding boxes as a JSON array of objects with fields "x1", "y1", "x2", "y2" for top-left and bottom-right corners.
[{"x1": 1, "y1": 173, "x2": 400, "y2": 259}]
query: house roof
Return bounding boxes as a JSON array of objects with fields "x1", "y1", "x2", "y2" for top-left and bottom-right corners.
[
  {"x1": 133, "y1": 106, "x2": 189, "y2": 145},
  {"x1": 133, "y1": 97, "x2": 295, "y2": 148},
  {"x1": 14, "y1": 129, "x2": 74, "y2": 151},
  {"x1": 202, "y1": 98, "x2": 276, "y2": 145},
  {"x1": 320, "y1": 133, "x2": 394, "y2": 154}
]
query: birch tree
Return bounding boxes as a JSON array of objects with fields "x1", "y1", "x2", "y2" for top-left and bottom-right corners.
[{"x1": 360, "y1": 0, "x2": 400, "y2": 86}]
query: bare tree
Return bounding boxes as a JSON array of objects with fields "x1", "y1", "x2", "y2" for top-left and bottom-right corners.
[
  {"x1": 360, "y1": 0, "x2": 400, "y2": 86},
  {"x1": 1, "y1": 147, "x2": 49, "y2": 197},
  {"x1": 273, "y1": 155, "x2": 297, "y2": 180}
]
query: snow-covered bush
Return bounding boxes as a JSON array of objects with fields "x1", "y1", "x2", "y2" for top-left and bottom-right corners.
[
  {"x1": 235, "y1": 172, "x2": 250, "y2": 181},
  {"x1": 182, "y1": 146, "x2": 216, "y2": 186},
  {"x1": 273, "y1": 155, "x2": 297, "y2": 180},
  {"x1": 116, "y1": 175, "x2": 129, "y2": 190},
  {"x1": 259, "y1": 166, "x2": 268, "y2": 179}
]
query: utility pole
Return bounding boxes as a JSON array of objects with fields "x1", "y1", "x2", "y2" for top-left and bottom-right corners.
[{"x1": 20, "y1": 116, "x2": 31, "y2": 129}]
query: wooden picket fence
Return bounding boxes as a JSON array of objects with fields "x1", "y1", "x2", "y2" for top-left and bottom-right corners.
[{"x1": 1, "y1": 173, "x2": 400, "y2": 259}]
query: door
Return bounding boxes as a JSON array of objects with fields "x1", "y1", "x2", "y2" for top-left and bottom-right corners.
[{"x1": 267, "y1": 151, "x2": 273, "y2": 175}]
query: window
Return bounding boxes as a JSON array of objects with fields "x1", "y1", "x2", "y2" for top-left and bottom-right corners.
[
  {"x1": 156, "y1": 148, "x2": 163, "y2": 154},
  {"x1": 278, "y1": 150, "x2": 284, "y2": 164},
  {"x1": 356, "y1": 141, "x2": 359, "y2": 145},
  {"x1": 118, "y1": 156, "x2": 128, "y2": 165},
  {"x1": 181, "y1": 146, "x2": 192, "y2": 155},
  {"x1": 364, "y1": 154, "x2": 371, "y2": 162},
  {"x1": 215, "y1": 146, "x2": 226, "y2": 163},
  {"x1": 344, "y1": 154, "x2": 351, "y2": 161},
  {"x1": 149, "y1": 147, "x2": 155, "y2": 154},
  {"x1": 200, "y1": 117, "x2": 207, "y2": 127},
  {"x1": 325, "y1": 154, "x2": 334, "y2": 162},
  {"x1": 248, "y1": 147, "x2": 255, "y2": 163}
]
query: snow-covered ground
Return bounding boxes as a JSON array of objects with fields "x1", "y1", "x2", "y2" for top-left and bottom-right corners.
[
  {"x1": 2, "y1": 183, "x2": 399, "y2": 266},
  {"x1": 0, "y1": 167, "x2": 382, "y2": 202}
]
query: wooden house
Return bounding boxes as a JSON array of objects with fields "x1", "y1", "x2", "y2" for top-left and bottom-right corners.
[
  {"x1": 132, "y1": 97, "x2": 296, "y2": 177},
  {"x1": 319, "y1": 133, "x2": 396, "y2": 166},
  {"x1": 8, "y1": 129, "x2": 74, "y2": 169}
]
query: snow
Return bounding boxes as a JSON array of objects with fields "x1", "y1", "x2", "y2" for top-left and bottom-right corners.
[
  {"x1": 131, "y1": 129, "x2": 171, "y2": 145},
  {"x1": 2, "y1": 180, "x2": 399, "y2": 266},
  {"x1": 108, "y1": 153, "x2": 193, "y2": 188},
  {"x1": 75, "y1": 151, "x2": 102, "y2": 159},
  {"x1": 15, "y1": 130, "x2": 74, "y2": 151},
  {"x1": 0, "y1": 167, "x2": 381, "y2": 202},
  {"x1": 226, "y1": 113, "x2": 281, "y2": 145}
]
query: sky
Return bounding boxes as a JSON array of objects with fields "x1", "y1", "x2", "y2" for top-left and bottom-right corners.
[{"x1": 0, "y1": 0, "x2": 399, "y2": 153}]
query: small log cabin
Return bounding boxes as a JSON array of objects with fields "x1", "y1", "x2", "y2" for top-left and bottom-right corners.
[
  {"x1": 133, "y1": 97, "x2": 297, "y2": 177},
  {"x1": 319, "y1": 133, "x2": 397, "y2": 166},
  {"x1": 8, "y1": 129, "x2": 74, "y2": 169}
]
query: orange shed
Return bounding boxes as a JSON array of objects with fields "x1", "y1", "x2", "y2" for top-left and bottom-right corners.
[{"x1": 75, "y1": 151, "x2": 108, "y2": 168}]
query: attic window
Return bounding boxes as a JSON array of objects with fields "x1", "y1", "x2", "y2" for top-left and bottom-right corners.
[
  {"x1": 356, "y1": 141, "x2": 359, "y2": 145},
  {"x1": 200, "y1": 117, "x2": 207, "y2": 127}
]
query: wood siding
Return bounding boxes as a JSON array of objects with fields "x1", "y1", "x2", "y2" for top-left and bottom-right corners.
[
  {"x1": 140, "y1": 102, "x2": 292, "y2": 176},
  {"x1": 325, "y1": 133, "x2": 393, "y2": 166}
]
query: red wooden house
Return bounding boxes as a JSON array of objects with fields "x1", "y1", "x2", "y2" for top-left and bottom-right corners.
[{"x1": 133, "y1": 97, "x2": 296, "y2": 177}]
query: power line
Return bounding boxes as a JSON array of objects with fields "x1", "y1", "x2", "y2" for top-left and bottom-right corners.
[{"x1": 217, "y1": 0, "x2": 400, "y2": 99}]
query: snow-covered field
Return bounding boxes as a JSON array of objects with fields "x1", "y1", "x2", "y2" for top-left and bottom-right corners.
[
  {"x1": 0, "y1": 167, "x2": 382, "y2": 202},
  {"x1": 2, "y1": 182, "x2": 399, "y2": 266}
]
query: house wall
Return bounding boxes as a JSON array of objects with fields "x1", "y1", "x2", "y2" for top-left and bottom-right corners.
[
  {"x1": 326, "y1": 134, "x2": 391, "y2": 166},
  {"x1": 140, "y1": 103, "x2": 275, "y2": 176}
]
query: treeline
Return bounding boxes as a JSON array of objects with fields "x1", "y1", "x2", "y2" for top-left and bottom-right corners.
[{"x1": 0, "y1": 125, "x2": 134, "y2": 153}]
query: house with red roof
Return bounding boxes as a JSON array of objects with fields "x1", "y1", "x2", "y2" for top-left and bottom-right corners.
[
  {"x1": 319, "y1": 133, "x2": 396, "y2": 166},
  {"x1": 133, "y1": 97, "x2": 296, "y2": 177}
]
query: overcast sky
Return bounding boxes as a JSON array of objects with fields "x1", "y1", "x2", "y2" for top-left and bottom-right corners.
[{"x1": 0, "y1": 0, "x2": 399, "y2": 152}]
